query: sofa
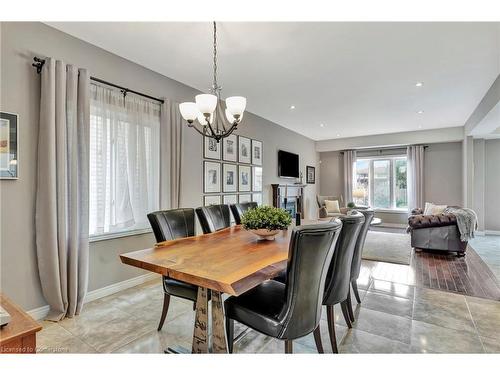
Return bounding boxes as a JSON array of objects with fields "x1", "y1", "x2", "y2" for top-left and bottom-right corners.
[{"x1": 407, "y1": 207, "x2": 467, "y2": 256}]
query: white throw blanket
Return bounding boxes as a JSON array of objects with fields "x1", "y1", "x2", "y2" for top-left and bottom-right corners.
[{"x1": 443, "y1": 207, "x2": 478, "y2": 242}]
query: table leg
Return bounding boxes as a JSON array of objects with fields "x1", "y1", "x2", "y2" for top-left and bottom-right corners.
[
  {"x1": 211, "y1": 290, "x2": 228, "y2": 353},
  {"x1": 191, "y1": 287, "x2": 209, "y2": 353}
]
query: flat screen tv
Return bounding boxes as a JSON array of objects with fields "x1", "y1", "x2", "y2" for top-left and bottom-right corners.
[{"x1": 278, "y1": 150, "x2": 299, "y2": 178}]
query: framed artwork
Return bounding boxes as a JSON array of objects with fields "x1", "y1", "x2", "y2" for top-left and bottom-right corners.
[
  {"x1": 223, "y1": 194, "x2": 237, "y2": 205},
  {"x1": 204, "y1": 136, "x2": 221, "y2": 160},
  {"x1": 306, "y1": 165, "x2": 316, "y2": 184},
  {"x1": 238, "y1": 165, "x2": 251, "y2": 192},
  {"x1": 0, "y1": 112, "x2": 19, "y2": 179},
  {"x1": 252, "y1": 166, "x2": 262, "y2": 192},
  {"x1": 238, "y1": 136, "x2": 251, "y2": 164},
  {"x1": 239, "y1": 194, "x2": 252, "y2": 203},
  {"x1": 252, "y1": 193, "x2": 262, "y2": 206},
  {"x1": 223, "y1": 134, "x2": 237, "y2": 162},
  {"x1": 223, "y1": 163, "x2": 238, "y2": 192},
  {"x1": 203, "y1": 161, "x2": 221, "y2": 193},
  {"x1": 251, "y1": 139, "x2": 263, "y2": 166},
  {"x1": 204, "y1": 195, "x2": 221, "y2": 206}
]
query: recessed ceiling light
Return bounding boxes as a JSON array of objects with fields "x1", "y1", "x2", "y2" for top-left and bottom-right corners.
[
  {"x1": 319, "y1": 123, "x2": 325, "y2": 127},
  {"x1": 290, "y1": 105, "x2": 295, "y2": 110},
  {"x1": 415, "y1": 82, "x2": 424, "y2": 87},
  {"x1": 418, "y1": 125, "x2": 423, "y2": 129},
  {"x1": 417, "y1": 110, "x2": 424, "y2": 114},
  {"x1": 336, "y1": 134, "x2": 340, "y2": 137}
]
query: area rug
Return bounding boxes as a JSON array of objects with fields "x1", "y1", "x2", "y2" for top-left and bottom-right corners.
[{"x1": 362, "y1": 230, "x2": 412, "y2": 265}]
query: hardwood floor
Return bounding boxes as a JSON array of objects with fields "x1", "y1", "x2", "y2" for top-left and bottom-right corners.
[{"x1": 412, "y1": 248, "x2": 500, "y2": 300}]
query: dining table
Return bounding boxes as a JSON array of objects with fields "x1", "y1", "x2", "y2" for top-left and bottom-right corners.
[{"x1": 119, "y1": 224, "x2": 295, "y2": 354}]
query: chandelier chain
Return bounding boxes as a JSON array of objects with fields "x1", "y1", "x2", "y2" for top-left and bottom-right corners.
[{"x1": 212, "y1": 21, "x2": 219, "y2": 93}]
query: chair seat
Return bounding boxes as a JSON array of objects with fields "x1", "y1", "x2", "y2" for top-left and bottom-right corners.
[
  {"x1": 162, "y1": 276, "x2": 198, "y2": 301},
  {"x1": 274, "y1": 269, "x2": 287, "y2": 283},
  {"x1": 225, "y1": 280, "x2": 286, "y2": 338}
]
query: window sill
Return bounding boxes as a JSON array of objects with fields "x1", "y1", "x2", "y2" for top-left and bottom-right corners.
[
  {"x1": 373, "y1": 208, "x2": 408, "y2": 214},
  {"x1": 89, "y1": 228, "x2": 153, "y2": 243}
]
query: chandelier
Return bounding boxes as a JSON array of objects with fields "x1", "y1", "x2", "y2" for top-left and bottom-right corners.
[{"x1": 179, "y1": 22, "x2": 246, "y2": 142}]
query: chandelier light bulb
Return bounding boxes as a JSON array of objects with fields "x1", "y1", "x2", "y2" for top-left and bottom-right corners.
[
  {"x1": 226, "y1": 96, "x2": 247, "y2": 116},
  {"x1": 195, "y1": 94, "x2": 218, "y2": 115},
  {"x1": 197, "y1": 112, "x2": 213, "y2": 126},
  {"x1": 179, "y1": 102, "x2": 199, "y2": 121}
]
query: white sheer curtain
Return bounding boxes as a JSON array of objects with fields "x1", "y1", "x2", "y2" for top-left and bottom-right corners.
[
  {"x1": 343, "y1": 150, "x2": 357, "y2": 204},
  {"x1": 407, "y1": 145, "x2": 425, "y2": 211},
  {"x1": 89, "y1": 83, "x2": 160, "y2": 235}
]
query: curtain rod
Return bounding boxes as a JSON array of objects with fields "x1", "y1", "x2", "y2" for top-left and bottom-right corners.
[
  {"x1": 339, "y1": 145, "x2": 429, "y2": 154},
  {"x1": 32, "y1": 57, "x2": 165, "y2": 104}
]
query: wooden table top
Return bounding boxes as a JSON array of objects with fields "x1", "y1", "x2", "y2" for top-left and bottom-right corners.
[
  {"x1": 0, "y1": 294, "x2": 42, "y2": 346},
  {"x1": 120, "y1": 225, "x2": 292, "y2": 296}
]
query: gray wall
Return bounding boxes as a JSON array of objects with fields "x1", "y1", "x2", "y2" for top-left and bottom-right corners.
[
  {"x1": 319, "y1": 141, "x2": 463, "y2": 225},
  {"x1": 424, "y1": 142, "x2": 463, "y2": 206},
  {"x1": 0, "y1": 22, "x2": 318, "y2": 311},
  {"x1": 485, "y1": 139, "x2": 500, "y2": 231}
]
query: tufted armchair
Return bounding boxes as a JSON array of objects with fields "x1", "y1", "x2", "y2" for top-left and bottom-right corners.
[{"x1": 407, "y1": 207, "x2": 467, "y2": 256}]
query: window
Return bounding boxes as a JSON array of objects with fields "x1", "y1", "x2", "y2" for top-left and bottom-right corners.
[
  {"x1": 354, "y1": 156, "x2": 407, "y2": 210},
  {"x1": 89, "y1": 83, "x2": 160, "y2": 237}
]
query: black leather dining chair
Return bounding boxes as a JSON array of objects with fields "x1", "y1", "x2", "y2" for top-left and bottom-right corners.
[
  {"x1": 346, "y1": 209, "x2": 375, "y2": 322},
  {"x1": 195, "y1": 204, "x2": 231, "y2": 234},
  {"x1": 147, "y1": 208, "x2": 198, "y2": 331},
  {"x1": 230, "y1": 202, "x2": 258, "y2": 224},
  {"x1": 224, "y1": 221, "x2": 342, "y2": 354},
  {"x1": 316, "y1": 212, "x2": 364, "y2": 353}
]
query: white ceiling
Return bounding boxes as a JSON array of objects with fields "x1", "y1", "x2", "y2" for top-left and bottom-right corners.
[{"x1": 47, "y1": 22, "x2": 500, "y2": 141}]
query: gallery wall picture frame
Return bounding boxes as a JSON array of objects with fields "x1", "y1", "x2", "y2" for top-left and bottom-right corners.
[
  {"x1": 239, "y1": 194, "x2": 252, "y2": 203},
  {"x1": 203, "y1": 161, "x2": 221, "y2": 193},
  {"x1": 223, "y1": 163, "x2": 238, "y2": 192},
  {"x1": 204, "y1": 135, "x2": 221, "y2": 160},
  {"x1": 223, "y1": 194, "x2": 237, "y2": 205},
  {"x1": 222, "y1": 134, "x2": 238, "y2": 162},
  {"x1": 252, "y1": 193, "x2": 262, "y2": 206},
  {"x1": 252, "y1": 166, "x2": 263, "y2": 192},
  {"x1": 251, "y1": 139, "x2": 263, "y2": 166},
  {"x1": 0, "y1": 111, "x2": 19, "y2": 179},
  {"x1": 204, "y1": 195, "x2": 221, "y2": 206},
  {"x1": 238, "y1": 136, "x2": 251, "y2": 164},
  {"x1": 306, "y1": 165, "x2": 316, "y2": 184},
  {"x1": 238, "y1": 165, "x2": 251, "y2": 192}
]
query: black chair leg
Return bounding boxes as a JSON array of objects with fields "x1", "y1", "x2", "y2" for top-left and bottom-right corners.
[
  {"x1": 313, "y1": 326, "x2": 324, "y2": 353},
  {"x1": 346, "y1": 290, "x2": 355, "y2": 323},
  {"x1": 157, "y1": 293, "x2": 171, "y2": 331},
  {"x1": 285, "y1": 340, "x2": 293, "y2": 354},
  {"x1": 352, "y1": 280, "x2": 361, "y2": 304},
  {"x1": 340, "y1": 301, "x2": 352, "y2": 328},
  {"x1": 225, "y1": 318, "x2": 234, "y2": 353},
  {"x1": 326, "y1": 305, "x2": 338, "y2": 353}
]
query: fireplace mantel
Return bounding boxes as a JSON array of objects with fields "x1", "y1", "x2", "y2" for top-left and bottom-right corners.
[{"x1": 271, "y1": 184, "x2": 307, "y2": 218}]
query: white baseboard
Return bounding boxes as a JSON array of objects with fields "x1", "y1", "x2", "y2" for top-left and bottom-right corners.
[
  {"x1": 485, "y1": 230, "x2": 500, "y2": 236},
  {"x1": 475, "y1": 231, "x2": 485, "y2": 236},
  {"x1": 28, "y1": 273, "x2": 159, "y2": 321}
]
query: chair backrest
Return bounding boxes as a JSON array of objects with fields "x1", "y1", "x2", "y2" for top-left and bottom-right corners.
[
  {"x1": 230, "y1": 202, "x2": 258, "y2": 225},
  {"x1": 316, "y1": 195, "x2": 343, "y2": 208},
  {"x1": 350, "y1": 209, "x2": 375, "y2": 282},
  {"x1": 195, "y1": 204, "x2": 231, "y2": 234},
  {"x1": 147, "y1": 208, "x2": 196, "y2": 242},
  {"x1": 323, "y1": 212, "x2": 365, "y2": 306},
  {"x1": 277, "y1": 221, "x2": 343, "y2": 340}
]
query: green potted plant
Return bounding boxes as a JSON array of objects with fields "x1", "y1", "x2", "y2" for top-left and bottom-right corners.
[
  {"x1": 347, "y1": 202, "x2": 356, "y2": 209},
  {"x1": 241, "y1": 205, "x2": 292, "y2": 240}
]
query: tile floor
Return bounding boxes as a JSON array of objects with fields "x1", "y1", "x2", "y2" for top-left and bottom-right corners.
[
  {"x1": 36, "y1": 258, "x2": 500, "y2": 354},
  {"x1": 470, "y1": 235, "x2": 500, "y2": 281}
]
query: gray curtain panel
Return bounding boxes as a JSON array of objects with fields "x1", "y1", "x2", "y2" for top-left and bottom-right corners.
[
  {"x1": 160, "y1": 99, "x2": 183, "y2": 209},
  {"x1": 35, "y1": 58, "x2": 90, "y2": 321},
  {"x1": 343, "y1": 150, "x2": 356, "y2": 204},
  {"x1": 407, "y1": 145, "x2": 425, "y2": 211}
]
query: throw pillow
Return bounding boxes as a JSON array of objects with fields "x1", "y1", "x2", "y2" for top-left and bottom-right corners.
[
  {"x1": 424, "y1": 202, "x2": 447, "y2": 215},
  {"x1": 324, "y1": 200, "x2": 340, "y2": 213}
]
